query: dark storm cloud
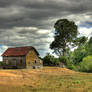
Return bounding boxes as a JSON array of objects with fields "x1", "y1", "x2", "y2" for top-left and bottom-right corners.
[
  {"x1": 0, "y1": 0, "x2": 15, "y2": 7},
  {"x1": 0, "y1": 0, "x2": 91, "y2": 29},
  {"x1": 0, "y1": 0, "x2": 92, "y2": 57}
]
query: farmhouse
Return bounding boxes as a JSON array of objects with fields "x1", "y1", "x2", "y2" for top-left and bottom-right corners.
[{"x1": 2, "y1": 46, "x2": 43, "y2": 69}]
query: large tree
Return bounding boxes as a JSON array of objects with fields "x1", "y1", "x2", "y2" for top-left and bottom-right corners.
[
  {"x1": 86, "y1": 37, "x2": 92, "y2": 55},
  {"x1": 50, "y1": 19, "x2": 78, "y2": 56},
  {"x1": 74, "y1": 36, "x2": 88, "y2": 47}
]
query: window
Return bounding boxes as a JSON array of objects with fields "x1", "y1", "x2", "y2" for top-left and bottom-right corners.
[
  {"x1": 33, "y1": 66, "x2": 35, "y2": 69},
  {"x1": 34, "y1": 60, "x2": 37, "y2": 64}
]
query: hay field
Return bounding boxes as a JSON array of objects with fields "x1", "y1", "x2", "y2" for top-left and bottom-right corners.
[{"x1": 0, "y1": 67, "x2": 92, "y2": 92}]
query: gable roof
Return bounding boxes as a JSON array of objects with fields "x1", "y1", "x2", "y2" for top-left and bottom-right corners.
[{"x1": 2, "y1": 46, "x2": 39, "y2": 56}]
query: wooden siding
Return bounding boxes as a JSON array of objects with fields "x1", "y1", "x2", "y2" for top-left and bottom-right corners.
[
  {"x1": 26, "y1": 49, "x2": 43, "y2": 69},
  {"x1": 3, "y1": 56, "x2": 26, "y2": 69}
]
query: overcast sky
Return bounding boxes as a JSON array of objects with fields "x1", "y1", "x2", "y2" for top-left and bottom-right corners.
[{"x1": 0, "y1": 0, "x2": 92, "y2": 60}]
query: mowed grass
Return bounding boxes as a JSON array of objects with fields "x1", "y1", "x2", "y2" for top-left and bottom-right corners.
[{"x1": 0, "y1": 67, "x2": 92, "y2": 92}]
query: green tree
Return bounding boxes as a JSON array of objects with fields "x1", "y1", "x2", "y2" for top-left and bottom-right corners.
[
  {"x1": 50, "y1": 19, "x2": 78, "y2": 56},
  {"x1": 72, "y1": 47, "x2": 87, "y2": 64},
  {"x1": 59, "y1": 56, "x2": 68, "y2": 65},
  {"x1": 86, "y1": 37, "x2": 92, "y2": 55},
  {"x1": 88, "y1": 37, "x2": 92, "y2": 44},
  {"x1": 74, "y1": 36, "x2": 87, "y2": 47},
  {"x1": 80, "y1": 56, "x2": 92, "y2": 72},
  {"x1": 72, "y1": 36, "x2": 88, "y2": 64},
  {"x1": 43, "y1": 53, "x2": 59, "y2": 66}
]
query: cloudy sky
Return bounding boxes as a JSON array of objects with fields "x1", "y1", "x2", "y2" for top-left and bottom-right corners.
[{"x1": 0, "y1": 0, "x2": 92, "y2": 60}]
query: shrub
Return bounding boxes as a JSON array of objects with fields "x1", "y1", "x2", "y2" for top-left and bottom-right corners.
[
  {"x1": 59, "y1": 56, "x2": 68, "y2": 65},
  {"x1": 79, "y1": 56, "x2": 92, "y2": 72},
  {"x1": 72, "y1": 48, "x2": 87, "y2": 64},
  {"x1": 43, "y1": 53, "x2": 59, "y2": 66},
  {"x1": 0, "y1": 62, "x2": 2, "y2": 65},
  {"x1": 67, "y1": 64, "x2": 78, "y2": 71}
]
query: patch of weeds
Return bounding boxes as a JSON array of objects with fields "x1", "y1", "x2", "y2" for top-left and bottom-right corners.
[
  {"x1": 88, "y1": 80, "x2": 92, "y2": 82},
  {"x1": 67, "y1": 75, "x2": 82, "y2": 80},
  {"x1": 66, "y1": 80, "x2": 81, "y2": 89},
  {"x1": 72, "y1": 80, "x2": 81, "y2": 84},
  {"x1": 59, "y1": 82, "x2": 62, "y2": 86},
  {"x1": 29, "y1": 88, "x2": 56, "y2": 92},
  {"x1": 81, "y1": 80, "x2": 86, "y2": 86},
  {"x1": 57, "y1": 79, "x2": 65, "y2": 88},
  {"x1": 66, "y1": 83, "x2": 73, "y2": 88},
  {"x1": 66, "y1": 85, "x2": 72, "y2": 88},
  {"x1": 30, "y1": 88, "x2": 38, "y2": 92}
]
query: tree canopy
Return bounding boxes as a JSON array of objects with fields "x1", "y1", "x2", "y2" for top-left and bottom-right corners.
[{"x1": 50, "y1": 19, "x2": 78, "y2": 56}]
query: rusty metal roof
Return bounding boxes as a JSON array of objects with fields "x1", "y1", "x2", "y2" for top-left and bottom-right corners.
[{"x1": 2, "y1": 46, "x2": 39, "y2": 56}]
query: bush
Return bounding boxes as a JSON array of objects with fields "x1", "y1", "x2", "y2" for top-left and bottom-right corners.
[
  {"x1": 0, "y1": 62, "x2": 2, "y2": 65},
  {"x1": 79, "y1": 56, "x2": 92, "y2": 72},
  {"x1": 59, "y1": 56, "x2": 68, "y2": 65},
  {"x1": 72, "y1": 48, "x2": 87, "y2": 64},
  {"x1": 43, "y1": 53, "x2": 59, "y2": 66},
  {"x1": 67, "y1": 64, "x2": 78, "y2": 71}
]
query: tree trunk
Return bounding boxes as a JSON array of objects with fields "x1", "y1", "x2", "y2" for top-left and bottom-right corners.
[
  {"x1": 62, "y1": 48, "x2": 66, "y2": 56},
  {"x1": 63, "y1": 51, "x2": 65, "y2": 56},
  {"x1": 62, "y1": 42, "x2": 66, "y2": 56}
]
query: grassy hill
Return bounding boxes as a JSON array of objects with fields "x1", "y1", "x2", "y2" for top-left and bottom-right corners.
[{"x1": 0, "y1": 67, "x2": 92, "y2": 92}]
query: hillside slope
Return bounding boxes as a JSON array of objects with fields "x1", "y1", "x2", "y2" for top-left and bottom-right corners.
[{"x1": 0, "y1": 67, "x2": 92, "y2": 92}]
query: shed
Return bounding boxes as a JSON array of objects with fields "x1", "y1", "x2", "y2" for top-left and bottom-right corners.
[{"x1": 2, "y1": 46, "x2": 43, "y2": 69}]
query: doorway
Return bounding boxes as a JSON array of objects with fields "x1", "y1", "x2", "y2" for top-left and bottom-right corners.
[{"x1": 33, "y1": 66, "x2": 36, "y2": 69}]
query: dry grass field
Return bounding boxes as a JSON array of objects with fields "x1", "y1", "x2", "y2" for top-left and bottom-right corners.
[{"x1": 0, "y1": 67, "x2": 92, "y2": 92}]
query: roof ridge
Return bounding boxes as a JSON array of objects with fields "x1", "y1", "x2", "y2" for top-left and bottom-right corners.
[{"x1": 8, "y1": 46, "x2": 33, "y2": 49}]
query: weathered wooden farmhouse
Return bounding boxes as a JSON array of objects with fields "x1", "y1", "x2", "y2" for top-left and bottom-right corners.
[{"x1": 2, "y1": 46, "x2": 43, "y2": 69}]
